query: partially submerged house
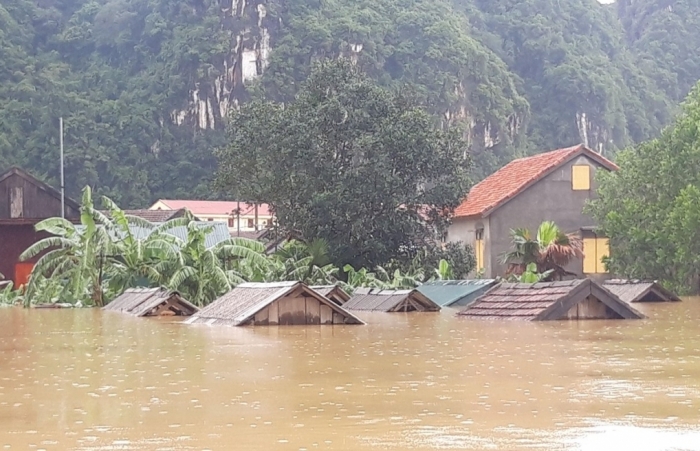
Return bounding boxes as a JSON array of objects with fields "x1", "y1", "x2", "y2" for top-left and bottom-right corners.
[
  {"x1": 343, "y1": 288, "x2": 441, "y2": 312},
  {"x1": 417, "y1": 279, "x2": 498, "y2": 308},
  {"x1": 448, "y1": 145, "x2": 618, "y2": 280},
  {"x1": 184, "y1": 282, "x2": 364, "y2": 326},
  {"x1": 458, "y1": 279, "x2": 644, "y2": 320},
  {"x1": 311, "y1": 285, "x2": 351, "y2": 306},
  {"x1": 603, "y1": 280, "x2": 681, "y2": 303},
  {"x1": 103, "y1": 288, "x2": 199, "y2": 317},
  {"x1": 0, "y1": 167, "x2": 80, "y2": 287}
]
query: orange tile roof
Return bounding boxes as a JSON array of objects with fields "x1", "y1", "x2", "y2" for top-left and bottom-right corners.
[
  {"x1": 154, "y1": 200, "x2": 272, "y2": 217},
  {"x1": 454, "y1": 145, "x2": 618, "y2": 218}
]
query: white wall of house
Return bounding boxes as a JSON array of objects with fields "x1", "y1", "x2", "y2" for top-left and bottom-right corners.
[
  {"x1": 149, "y1": 200, "x2": 272, "y2": 232},
  {"x1": 447, "y1": 216, "x2": 491, "y2": 277}
]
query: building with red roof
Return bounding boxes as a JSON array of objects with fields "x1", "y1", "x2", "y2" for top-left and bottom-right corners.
[
  {"x1": 149, "y1": 199, "x2": 273, "y2": 234},
  {"x1": 448, "y1": 144, "x2": 618, "y2": 279}
]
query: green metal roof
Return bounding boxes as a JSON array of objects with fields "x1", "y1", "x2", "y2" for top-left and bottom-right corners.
[{"x1": 417, "y1": 279, "x2": 498, "y2": 307}]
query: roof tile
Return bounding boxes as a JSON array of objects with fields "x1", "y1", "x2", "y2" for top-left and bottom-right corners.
[{"x1": 454, "y1": 145, "x2": 618, "y2": 218}]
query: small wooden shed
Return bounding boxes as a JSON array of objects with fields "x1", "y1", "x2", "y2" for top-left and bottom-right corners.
[
  {"x1": 458, "y1": 279, "x2": 644, "y2": 320},
  {"x1": 103, "y1": 288, "x2": 198, "y2": 317},
  {"x1": 184, "y1": 282, "x2": 364, "y2": 326},
  {"x1": 603, "y1": 279, "x2": 681, "y2": 303},
  {"x1": 417, "y1": 279, "x2": 498, "y2": 308},
  {"x1": 310, "y1": 285, "x2": 351, "y2": 306},
  {"x1": 343, "y1": 288, "x2": 441, "y2": 312}
]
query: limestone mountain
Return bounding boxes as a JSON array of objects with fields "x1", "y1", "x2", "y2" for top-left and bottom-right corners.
[{"x1": 0, "y1": 0, "x2": 697, "y2": 205}]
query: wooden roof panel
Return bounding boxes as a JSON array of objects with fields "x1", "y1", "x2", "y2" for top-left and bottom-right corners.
[
  {"x1": 104, "y1": 288, "x2": 198, "y2": 317},
  {"x1": 458, "y1": 279, "x2": 644, "y2": 321}
]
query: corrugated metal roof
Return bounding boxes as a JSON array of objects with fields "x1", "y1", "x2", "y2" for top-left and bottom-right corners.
[
  {"x1": 343, "y1": 288, "x2": 441, "y2": 312},
  {"x1": 103, "y1": 287, "x2": 198, "y2": 317},
  {"x1": 77, "y1": 221, "x2": 232, "y2": 249},
  {"x1": 417, "y1": 279, "x2": 498, "y2": 307},
  {"x1": 458, "y1": 279, "x2": 644, "y2": 321},
  {"x1": 310, "y1": 285, "x2": 351, "y2": 305},
  {"x1": 185, "y1": 282, "x2": 363, "y2": 326},
  {"x1": 603, "y1": 280, "x2": 681, "y2": 303}
]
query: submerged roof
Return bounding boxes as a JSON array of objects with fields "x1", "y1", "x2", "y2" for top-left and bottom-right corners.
[
  {"x1": 603, "y1": 280, "x2": 681, "y2": 303},
  {"x1": 454, "y1": 145, "x2": 618, "y2": 218},
  {"x1": 152, "y1": 200, "x2": 272, "y2": 217},
  {"x1": 103, "y1": 288, "x2": 198, "y2": 317},
  {"x1": 343, "y1": 288, "x2": 441, "y2": 312},
  {"x1": 458, "y1": 279, "x2": 644, "y2": 321},
  {"x1": 185, "y1": 282, "x2": 364, "y2": 326},
  {"x1": 417, "y1": 279, "x2": 498, "y2": 307},
  {"x1": 310, "y1": 285, "x2": 351, "y2": 305}
]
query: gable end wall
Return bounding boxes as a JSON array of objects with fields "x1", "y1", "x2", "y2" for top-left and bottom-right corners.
[{"x1": 485, "y1": 155, "x2": 608, "y2": 278}]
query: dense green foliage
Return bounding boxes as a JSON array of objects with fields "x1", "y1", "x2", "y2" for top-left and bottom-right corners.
[
  {"x1": 1, "y1": 0, "x2": 698, "y2": 204},
  {"x1": 216, "y1": 59, "x2": 472, "y2": 270},
  {"x1": 12, "y1": 186, "x2": 451, "y2": 307},
  {"x1": 617, "y1": 0, "x2": 700, "y2": 103},
  {"x1": 588, "y1": 82, "x2": 700, "y2": 294},
  {"x1": 502, "y1": 221, "x2": 583, "y2": 281}
]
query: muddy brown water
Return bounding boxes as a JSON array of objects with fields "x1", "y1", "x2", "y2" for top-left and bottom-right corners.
[{"x1": 1, "y1": 301, "x2": 700, "y2": 450}]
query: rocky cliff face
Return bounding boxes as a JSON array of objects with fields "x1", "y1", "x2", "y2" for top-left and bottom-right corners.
[
  {"x1": 1, "y1": 0, "x2": 696, "y2": 204},
  {"x1": 171, "y1": 0, "x2": 272, "y2": 130}
]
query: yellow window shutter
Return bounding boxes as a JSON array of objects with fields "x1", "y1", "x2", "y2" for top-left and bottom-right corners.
[
  {"x1": 476, "y1": 239, "x2": 484, "y2": 270},
  {"x1": 572, "y1": 165, "x2": 591, "y2": 190},
  {"x1": 595, "y1": 238, "x2": 609, "y2": 273},
  {"x1": 583, "y1": 238, "x2": 597, "y2": 274}
]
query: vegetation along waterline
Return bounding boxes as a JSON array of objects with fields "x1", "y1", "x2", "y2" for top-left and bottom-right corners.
[{"x1": 0, "y1": 186, "x2": 475, "y2": 308}]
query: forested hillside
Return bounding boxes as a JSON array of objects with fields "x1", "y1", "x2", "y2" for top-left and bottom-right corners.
[{"x1": 0, "y1": 0, "x2": 698, "y2": 206}]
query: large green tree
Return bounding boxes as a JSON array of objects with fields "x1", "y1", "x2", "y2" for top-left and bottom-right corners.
[
  {"x1": 216, "y1": 59, "x2": 471, "y2": 269},
  {"x1": 1, "y1": 0, "x2": 699, "y2": 203},
  {"x1": 588, "y1": 82, "x2": 700, "y2": 294}
]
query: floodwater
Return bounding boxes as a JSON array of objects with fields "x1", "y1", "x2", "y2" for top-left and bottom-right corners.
[{"x1": 1, "y1": 301, "x2": 700, "y2": 451}]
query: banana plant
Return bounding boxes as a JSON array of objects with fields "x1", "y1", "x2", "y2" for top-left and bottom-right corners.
[
  {"x1": 20, "y1": 186, "x2": 114, "y2": 306},
  {"x1": 434, "y1": 259, "x2": 453, "y2": 280}
]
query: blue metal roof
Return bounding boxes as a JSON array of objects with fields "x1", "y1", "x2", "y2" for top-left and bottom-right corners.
[{"x1": 417, "y1": 279, "x2": 498, "y2": 307}]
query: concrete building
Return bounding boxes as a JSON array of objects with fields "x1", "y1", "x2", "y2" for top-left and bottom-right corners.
[
  {"x1": 149, "y1": 199, "x2": 273, "y2": 234},
  {"x1": 447, "y1": 144, "x2": 618, "y2": 279}
]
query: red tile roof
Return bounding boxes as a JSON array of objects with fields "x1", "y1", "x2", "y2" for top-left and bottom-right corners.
[
  {"x1": 453, "y1": 145, "x2": 618, "y2": 218},
  {"x1": 153, "y1": 200, "x2": 272, "y2": 217}
]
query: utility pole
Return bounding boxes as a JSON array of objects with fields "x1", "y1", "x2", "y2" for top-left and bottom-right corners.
[
  {"x1": 237, "y1": 201, "x2": 241, "y2": 237},
  {"x1": 254, "y1": 203, "x2": 258, "y2": 231},
  {"x1": 59, "y1": 117, "x2": 65, "y2": 219}
]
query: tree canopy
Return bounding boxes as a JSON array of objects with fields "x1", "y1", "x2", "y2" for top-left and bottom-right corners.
[
  {"x1": 215, "y1": 59, "x2": 471, "y2": 269},
  {"x1": 1, "y1": 0, "x2": 699, "y2": 204},
  {"x1": 588, "y1": 81, "x2": 700, "y2": 294}
]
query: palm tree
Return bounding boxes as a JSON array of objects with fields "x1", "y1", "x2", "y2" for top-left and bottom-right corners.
[{"x1": 502, "y1": 221, "x2": 584, "y2": 280}]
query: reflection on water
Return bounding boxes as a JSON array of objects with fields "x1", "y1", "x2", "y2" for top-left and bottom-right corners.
[{"x1": 1, "y1": 300, "x2": 699, "y2": 450}]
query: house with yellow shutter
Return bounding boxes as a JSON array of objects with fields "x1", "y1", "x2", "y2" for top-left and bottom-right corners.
[{"x1": 447, "y1": 144, "x2": 617, "y2": 281}]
